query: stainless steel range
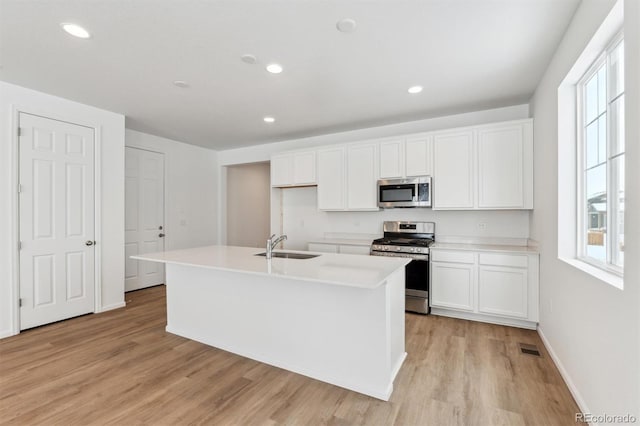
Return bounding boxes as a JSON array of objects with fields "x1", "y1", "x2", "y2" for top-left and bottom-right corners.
[{"x1": 370, "y1": 221, "x2": 435, "y2": 314}]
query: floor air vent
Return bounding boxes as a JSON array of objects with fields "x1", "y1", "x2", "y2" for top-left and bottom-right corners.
[{"x1": 519, "y1": 343, "x2": 541, "y2": 357}]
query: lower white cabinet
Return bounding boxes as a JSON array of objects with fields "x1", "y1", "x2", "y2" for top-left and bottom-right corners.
[
  {"x1": 430, "y1": 248, "x2": 539, "y2": 329},
  {"x1": 308, "y1": 242, "x2": 370, "y2": 256},
  {"x1": 430, "y1": 262, "x2": 474, "y2": 311}
]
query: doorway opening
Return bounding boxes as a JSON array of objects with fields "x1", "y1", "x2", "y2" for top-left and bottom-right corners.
[{"x1": 226, "y1": 162, "x2": 271, "y2": 248}]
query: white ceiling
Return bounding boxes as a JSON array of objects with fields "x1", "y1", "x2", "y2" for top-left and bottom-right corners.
[{"x1": 0, "y1": 0, "x2": 579, "y2": 150}]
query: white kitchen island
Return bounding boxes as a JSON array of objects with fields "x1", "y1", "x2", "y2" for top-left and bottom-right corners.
[{"x1": 132, "y1": 245, "x2": 410, "y2": 401}]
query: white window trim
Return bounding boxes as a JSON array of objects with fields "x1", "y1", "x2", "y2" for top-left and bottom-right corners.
[
  {"x1": 575, "y1": 31, "x2": 624, "y2": 278},
  {"x1": 557, "y1": 0, "x2": 624, "y2": 290}
]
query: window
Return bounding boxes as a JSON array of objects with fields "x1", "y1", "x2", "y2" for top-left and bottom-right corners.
[{"x1": 577, "y1": 34, "x2": 625, "y2": 273}]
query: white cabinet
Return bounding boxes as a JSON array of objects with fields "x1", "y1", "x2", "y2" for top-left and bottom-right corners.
[
  {"x1": 405, "y1": 135, "x2": 433, "y2": 177},
  {"x1": 379, "y1": 139, "x2": 404, "y2": 179},
  {"x1": 433, "y1": 130, "x2": 475, "y2": 209},
  {"x1": 431, "y1": 262, "x2": 475, "y2": 311},
  {"x1": 477, "y1": 122, "x2": 533, "y2": 209},
  {"x1": 317, "y1": 143, "x2": 379, "y2": 211},
  {"x1": 432, "y1": 119, "x2": 533, "y2": 210},
  {"x1": 308, "y1": 243, "x2": 339, "y2": 253},
  {"x1": 271, "y1": 151, "x2": 316, "y2": 187},
  {"x1": 347, "y1": 143, "x2": 378, "y2": 210},
  {"x1": 430, "y1": 248, "x2": 539, "y2": 329},
  {"x1": 317, "y1": 147, "x2": 346, "y2": 210},
  {"x1": 308, "y1": 242, "x2": 370, "y2": 255},
  {"x1": 271, "y1": 154, "x2": 293, "y2": 187},
  {"x1": 379, "y1": 136, "x2": 433, "y2": 179}
]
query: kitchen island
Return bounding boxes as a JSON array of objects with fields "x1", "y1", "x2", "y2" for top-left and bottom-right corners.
[{"x1": 132, "y1": 245, "x2": 410, "y2": 400}]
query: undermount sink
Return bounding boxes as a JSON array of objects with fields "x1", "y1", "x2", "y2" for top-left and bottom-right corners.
[{"x1": 255, "y1": 252, "x2": 320, "y2": 260}]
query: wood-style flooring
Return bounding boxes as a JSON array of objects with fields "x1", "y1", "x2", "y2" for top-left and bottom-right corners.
[{"x1": 0, "y1": 285, "x2": 579, "y2": 425}]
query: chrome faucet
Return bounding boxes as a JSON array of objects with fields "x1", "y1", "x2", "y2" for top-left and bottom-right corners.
[{"x1": 266, "y1": 234, "x2": 287, "y2": 259}]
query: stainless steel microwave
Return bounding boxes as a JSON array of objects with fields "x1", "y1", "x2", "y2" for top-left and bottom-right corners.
[{"x1": 377, "y1": 177, "x2": 432, "y2": 208}]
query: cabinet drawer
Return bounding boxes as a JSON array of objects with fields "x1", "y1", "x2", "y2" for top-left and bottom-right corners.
[
  {"x1": 308, "y1": 243, "x2": 339, "y2": 253},
  {"x1": 479, "y1": 253, "x2": 528, "y2": 268},
  {"x1": 339, "y1": 245, "x2": 371, "y2": 256},
  {"x1": 430, "y1": 250, "x2": 475, "y2": 264}
]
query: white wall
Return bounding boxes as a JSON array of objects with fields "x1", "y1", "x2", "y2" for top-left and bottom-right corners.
[
  {"x1": 529, "y1": 0, "x2": 640, "y2": 417},
  {"x1": 281, "y1": 187, "x2": 530, "y2": 250},
  {"x1": 125, "y1": 130, "x2": 218, "y2": 251},
  {"x1": 0, "y1": 81, "x2": 125, "y2": 337},
  {"x1": 226, "y1": 163, "x2": 270, "y2": 248}
]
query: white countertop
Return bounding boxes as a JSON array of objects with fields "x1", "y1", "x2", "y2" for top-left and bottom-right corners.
[
  {"x1": 432, "y1": 242, "x2": 539, "y2": 254},
  {"x1": 132, "y1": 245, "x2": 410, "y2": 289}
]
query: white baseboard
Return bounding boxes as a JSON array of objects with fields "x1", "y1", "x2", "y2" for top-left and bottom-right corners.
[
  {"x1": 537, "y1": 326, "x2": 591, "y2": 417},
  {"x1": 97, "y1": 301, "x2": 126, "y2": 313},
  {"x1": 0, "y1": 329, "x2": 18, "y2": 339},
  {"x1": 430, "y1": 308, "x2": 537, "y2": 330}
]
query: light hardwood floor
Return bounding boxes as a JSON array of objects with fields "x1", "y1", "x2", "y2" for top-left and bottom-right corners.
[{"x1": 1, "y1": 285, "x2": 579, "y2": 425}]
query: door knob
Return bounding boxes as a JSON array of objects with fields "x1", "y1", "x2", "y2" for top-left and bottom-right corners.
[
  {"x1": 85, "y1": 240, "x2": 95, "y2": 246},
  {"x1": 159, "y1": 233, "x2": 165, "y2": 238}
]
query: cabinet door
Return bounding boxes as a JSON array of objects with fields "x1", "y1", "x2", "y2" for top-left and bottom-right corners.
[
  {"x1": 430, "y1": 262, "x2": 474, "y2": 311},
  {"x1": 317, "y1": 147, "x2": 346, "y2": 210},
  {"x1": 405, "y1": 135, "x2": 433, "y2": 177},
  {"x1": 433, "y1": 130, "x2": 474, "y2": 209},
  {"x1": 347, "y1": 143, "x2": 378, "y2": 210},
  {"x1": 339, "y1": 245, "x2": 371, "y2": 255},
  {"x1": 477, "y1": 123, "x2": 528, "y2": 208},
  {"x1": 478, "y1": 265, "x2": 528, "y2": 318},
  {"x1": 379, "y1": 139, "x2": 404, "y2": 179},
  {"x1": 293, "y1": 151, "x2": 316, "y2": 185},
  {"x1": 271, "y1": 154, "x2": 293, "y2": 187},
  {"x1": 308, "y1": 243, "x2": 339, "y2": 253}
]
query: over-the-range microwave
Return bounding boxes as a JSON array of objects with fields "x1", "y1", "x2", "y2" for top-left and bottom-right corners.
[{"x1": 377, "y1": 176, "x2": 432, "y2": 208}]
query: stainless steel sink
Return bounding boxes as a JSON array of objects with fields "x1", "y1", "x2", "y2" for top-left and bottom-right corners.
[{"x1": 255, "y1": 252, "x2": 320, "y2": 260}]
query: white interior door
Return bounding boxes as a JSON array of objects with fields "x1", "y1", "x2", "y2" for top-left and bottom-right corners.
[
  {"x1": 19, "y1": 113, "x2": 96, "y2": 330},
  {"x1": 125, "y1": 147, "x2": 165, "y2": 291}
]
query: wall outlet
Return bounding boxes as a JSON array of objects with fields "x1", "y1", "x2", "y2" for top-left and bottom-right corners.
[
  {"x1": 180, "y1": 219, "x2": 187, "y2": 226},
  {"x1": 477, "y1": 222, "x2": 487, "y2": 231}
]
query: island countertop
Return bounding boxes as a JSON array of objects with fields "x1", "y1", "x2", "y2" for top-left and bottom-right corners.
[{"x1": 132, "y1": 245, "x2": 410, "y2": 289}]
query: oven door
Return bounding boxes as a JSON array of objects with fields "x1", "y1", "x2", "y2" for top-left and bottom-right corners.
[
  {"x1": 406, "y1": 259, "x2": 429, "y2": 297},
  {"x1": 405, "y1": 259, "x2": 430, "y2": 314}
]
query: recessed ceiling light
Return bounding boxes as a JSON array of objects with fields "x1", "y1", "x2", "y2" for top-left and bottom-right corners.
[
  {"x1": 336, "y1": 18, "x2": 357, "y2": 33},
  {"x1": 173, "y1": 80, "x2": 189, "y2": 88},
  {"x1": 266, "y1": 63, "x2": 283, "y2": 74},
  {"x1": 60, "y1": 23, "x2": 91, "y2": 39},
  {"x1": 263, "y1": 116, "x2": 275, "y2": 123},
  {"x1": 241, "y1": 54, "x2": 257, "y2": 64},
  {"x1": 408, "y1": 85, "x2": 423, "y2": 94}
]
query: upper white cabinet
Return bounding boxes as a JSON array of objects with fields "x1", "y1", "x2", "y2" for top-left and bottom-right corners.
[
  {"x1": 347, "y1": 143, "x2": 379, "y2": 210},
  {"x1": 432, "y1": 119, "x2": 533, "y2": 210},
  {"x1": 477, "y1": 122, "x2": 533, "y2": 209},
  {"x1": 271, "y1": 151, "x2": 316, "y2": 187},
  {"x1": 317, "y1": 143, "x2": 379, "y2": 211},
  {"x1": 317, "y1": 147, "x2": 346, "y2": 210},
  {"x1": 271, "y1": 118, "x2": 533, "y2": 211},
  {"x1": 405, "y1": 135, "x2": 433, "y2": 177},
  {"x1": 378, "y1": 139, "x2": 404, "y2": 179},
  {"x1": 379, "y1": 135, "x2": 433, "y2": 179},
  {"x1": 433, "y1": 130, "x2": 475, "y2": 209}
]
